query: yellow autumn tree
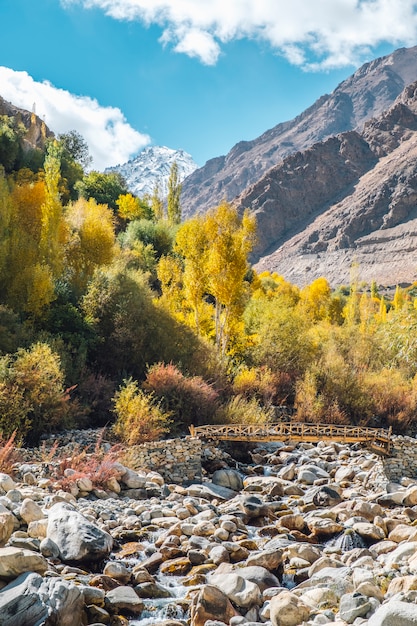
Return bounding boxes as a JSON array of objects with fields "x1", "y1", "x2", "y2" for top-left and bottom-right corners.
[
  {"x1": 175, "y1": 217, "x2": 209, "y2": 334},
  {"x1": 204, "y1": 203, "x2": 256, "y2": 356},
  {"x1": 65, "y1": 197, "x2": 117, "y2": 294}
]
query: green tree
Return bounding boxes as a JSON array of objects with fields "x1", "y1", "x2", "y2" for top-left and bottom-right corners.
[
  {"x1": 58, "y1": 130, "x2": 92, "y2": 169},
  {"x1": 0, "y1": 116, "x2": 24, "y2": 172},
  {"x1": 76, "y1": 171, "x2": 128, "y2": 211},
  {"x1": 167, "y1": 161, "x2": 182, "y2": 225}
]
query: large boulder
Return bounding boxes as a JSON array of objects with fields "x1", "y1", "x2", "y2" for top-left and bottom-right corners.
[
  {"x1": 0, "y1": 571, "x2": 84, "y2": 626},
  {"x1": 190, "y1": 584, "x2": 240, "y2": 626},
  {"x1": 368, "y1": 600, "x2": 417, "y2": 625},
  {"x1": 0, "y1": 546, "x2": 48, "y2": 580},
  {"x1": 46, "y1": 502, "x2": 113, "y2": 563},
  {"x1": 209, "y1": 571, "x2": 262, "y2": 608},
  {"x1": 269, "y1": 590, "x2": 311, "y2": 626},
  {"x1": 212, "y1": 469, "x2": 244, "y2": 492}
]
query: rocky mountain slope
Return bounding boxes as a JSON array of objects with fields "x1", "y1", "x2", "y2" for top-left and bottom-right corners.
[
  {"x1": 0, "y1": 95, "x2": 53, "y2": 151},
  {"x1": 181, "y1": 46, "x2": 417, "y2": 219},
  {"x1": 237, "y1": 82, "x2": 417, "y2": 286},
  {"x1": 106, "y1": 145, "x2": 198, "y2": 198}
]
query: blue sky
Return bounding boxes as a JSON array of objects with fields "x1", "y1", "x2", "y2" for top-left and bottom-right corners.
[{"x1": 0, "y1": 0, "x2": 416, "y2": 170}]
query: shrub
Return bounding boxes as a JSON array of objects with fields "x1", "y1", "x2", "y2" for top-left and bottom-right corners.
[
  {"x1": 215, "y1": 394, "x2": 274, "y2": 425},
  {"x1": 143, "y1": 362, "x2": 220, "y2": 431},
  {"x1": 112, "y1": 378, "x2": 171, "y2": 445},
  {"x1": 0, "y1": 343, "x2": 71, "y2": 444},
  {"x1": 233, "y1": 366, "x2": 293, "y2": 406}
]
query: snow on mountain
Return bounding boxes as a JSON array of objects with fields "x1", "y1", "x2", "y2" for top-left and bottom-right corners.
[{"x1": 105, "y1": 145, "x2": 198, "y2": 198}]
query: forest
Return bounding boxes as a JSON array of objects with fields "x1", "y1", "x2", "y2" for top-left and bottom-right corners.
[{"x1": 1, "y1": 114, "x2": 417, "y2": 447}]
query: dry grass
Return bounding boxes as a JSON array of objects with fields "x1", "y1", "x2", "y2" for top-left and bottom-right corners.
[{"x1": 0, "y1": 431, "x2": 21, "y2": 475}]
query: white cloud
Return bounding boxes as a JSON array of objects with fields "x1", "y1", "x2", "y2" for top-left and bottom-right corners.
[
  {"x1": 62, "y1": 0, "x2": 417, "y2": 69},
  {"x1": 0, "y1": 66, "x2": 150, "y2": 170}
]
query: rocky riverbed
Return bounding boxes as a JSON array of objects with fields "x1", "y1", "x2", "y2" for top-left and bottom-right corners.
[{"x1": 3, "y1": 435, "x2": 417, "y2": 625}]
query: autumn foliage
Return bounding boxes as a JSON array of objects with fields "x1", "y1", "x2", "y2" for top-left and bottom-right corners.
[{"x1": 1, "y1": 128, "x2": 417, "y2": 444}]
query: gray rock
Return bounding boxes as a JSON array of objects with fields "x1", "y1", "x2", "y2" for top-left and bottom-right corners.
[
  {"x1": 0, "y1": 571, "x2": 83, "y2": 626},
  {"x1": 339, "y1": 592, "x2": 372, "y2": 623},
  {"x1": 368, "y1": 600, "x2": 417, "y2": 625},
  {"x1": 104, "y1": 585, "x2": 144, "y2": 615},
  {"x1": 212, "y1": 469, "x2": 244, "y2": 492},
  {"x1": 46, "y1": 502, "x2": 113, "y2": 563}
]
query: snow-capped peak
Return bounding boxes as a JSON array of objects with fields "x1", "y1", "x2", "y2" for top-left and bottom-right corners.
[{"x1": 105, "y1": 145, "x2": 198, "y2": 198}]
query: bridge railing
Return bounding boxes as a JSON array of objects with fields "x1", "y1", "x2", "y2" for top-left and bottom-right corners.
[{"x1": 189, "y1": 422, "x2": 392, "y2": 454}]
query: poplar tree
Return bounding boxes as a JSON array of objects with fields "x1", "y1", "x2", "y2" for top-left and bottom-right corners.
[{"x1": 167, "y1": 161, "x2": 182, "y2": 225}]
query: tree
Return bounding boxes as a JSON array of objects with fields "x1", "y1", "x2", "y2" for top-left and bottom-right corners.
[
  {"x1": 204, "y1": 203, "x2": 256, "y2": 356},
  {"x1": 65, "y1": 197, "x2": 117, "y2": 294},
  {"x1": 150, "y1": 182, "x2": 164, "y2": 221},
  {"x1": 175, "y1": 217, "x2": 208, "y2": 334},
  {"x1": 76, "y1": 171, "x2": 128, "y2": 211},
  {"x1": 0, "y1": 115, "x2": 24, "y2": 172},
  {"x1": 167, "y1": 161, "x2": 182, "y2": 225},
  {"x1": 116, "y1": 193, "x2": 153, "y2": 222},
  {"x1": 58, "y1": 130, "x2": 92, "y2": 170}
]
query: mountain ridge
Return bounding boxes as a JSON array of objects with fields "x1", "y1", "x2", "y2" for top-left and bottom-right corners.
[
  {"x1": 239, "y1": 81, "x2": 417, "y2": 286},
  {"x1": 180, "y1": 45, "x2": 417, "y2": 219}
]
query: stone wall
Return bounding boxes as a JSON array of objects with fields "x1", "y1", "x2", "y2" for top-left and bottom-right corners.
[
  {"x1": 382, "y1": 435, "x2": 417, "y2": 482},
  {"x1": 124, "y1": 436, "x2": 202, "y2": 485}
]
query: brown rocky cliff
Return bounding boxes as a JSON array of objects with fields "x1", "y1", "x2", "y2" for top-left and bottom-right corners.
[
  {"x1": 181, "y1": 46, "x2": 417, "y2": 218},
  {"x1": 0, "y1": 95, "x2": 53, "y2": 152},
  {"x1": 246, "y1": 82, "x2": 417, "y2": 286}
]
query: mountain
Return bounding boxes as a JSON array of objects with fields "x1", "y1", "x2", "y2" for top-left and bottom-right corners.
[
  {"x1": 106, "y1": 146, "x2": 198, "y2": 198},
  {"x1": 236, "y1": 81, "x2": 417, "y2": 287},
  {"x1": 181, "y1": 46, "x2": 417, "y2": 218}
]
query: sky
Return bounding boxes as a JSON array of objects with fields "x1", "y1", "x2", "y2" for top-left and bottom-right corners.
[{"x1": 1, "y1": 1, "x2": 417, "y2": 170}]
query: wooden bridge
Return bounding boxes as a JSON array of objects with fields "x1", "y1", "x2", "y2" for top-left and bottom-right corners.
[{"x1": 189, "y1": 422, "x2": 393, "y2": 455}]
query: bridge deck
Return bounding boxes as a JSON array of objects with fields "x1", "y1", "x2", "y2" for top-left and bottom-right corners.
[{"x1": 189, "y1": 422, "x2": 392, "y2": 455}]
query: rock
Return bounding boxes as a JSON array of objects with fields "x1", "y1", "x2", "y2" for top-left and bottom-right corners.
[
  {"x1": 190, "y1": 584, "x2": 240, "y2": 626},
  {"x1": 0, "y1": 546, "x2": 48, "y2": 580},
  {"x1": 0, "y1": 571, "x2": 84, "y2": 626},
  {"x1": 187, "y1": 483, "x2": 238, "y2": 501},
  {"x1": 119, "y1": 467, "x2": 146, "y2": 489},
  {"x1": 104, "y1": 586, "x2": 144, "y2": 615},
  {"x1": 103, "y1": 561, "x2": 132, "y2": 584},
  {"x1": 19, "y1": 498, "x2": 44, "y2": 524},
  {"x1": 210, "y1": 572, "x2": 262, "y2": 608},
  {"x1": 0, "y1": 510, "x2": 16, "y2": 545},
  {"x1": 212, "y1": 469, "x2": 244, "y2": 492},
  {"x1": 368, "y1": 600, "x2": 417, "y2": 625},
  {"x1": 231, "y1": 565, "x2": 280, "y2": 593},
  {"x1": 313, "y1": 485, "x2": 342, "y2": 507},
  {"x1": 389, "y1": 524, "x2": 417, "y2": 543},
  {"x1": 238, "y1": 495, "x2": 270, "y2": 519},
  {"x1": 246, "y1": 548, "x2": 283, "y2": 571},
  {"x1": 386, "y1": 575, "x2": 417, "y2": 596},
  {"x1": 46, "y1": 502, "x2": 113, "y2": 563},
  {"x1": 40, "y1": 537, "x2": 60, "y2": 559},
  {"x1": 269, "y1": 590, "x2": 311, "y2": 626},
  {"x1": 339, "y1": 592, "x2": 372, "y2": 623},
  {"x1": 0, "y1": 473, "x2": 16, "y2": 493},
  {"x1": 352, "y1": 522, "x2": 386, "y2": 541}
]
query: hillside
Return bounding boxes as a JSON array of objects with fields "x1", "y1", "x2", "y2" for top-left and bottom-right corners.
[
  {"x1": 236, "y1": 82, "x2": 417, "y2": 286},
  {"x1": 181, "y1": 46, "x2": 417, "y2": 219},
  {"x1": 0, "y1": 95, "x2": 53, "y2": 152}
]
